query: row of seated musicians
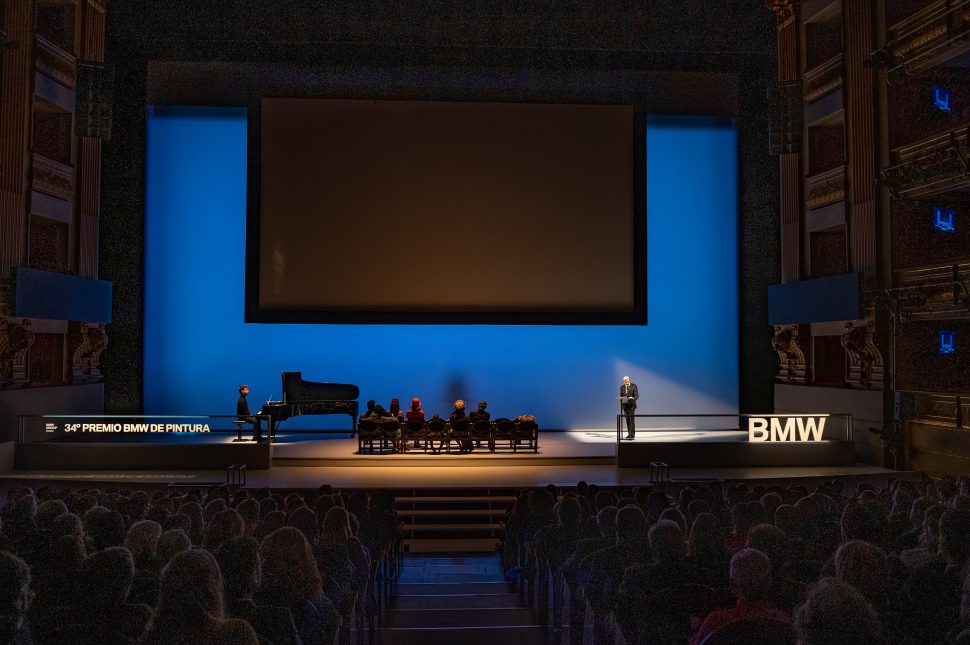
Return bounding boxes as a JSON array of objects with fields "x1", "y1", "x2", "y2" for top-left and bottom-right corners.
[{"x1": 358, "y1": 397, "x2": 538, "y2": 454}]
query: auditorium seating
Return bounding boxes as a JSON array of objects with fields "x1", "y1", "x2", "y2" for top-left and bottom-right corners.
[
  {"x1": 0, "y1": 484, "x2": 403, "y2": 645},
  {"x1": 500, "y1": 475, "x2": 967, "y2": 645}
]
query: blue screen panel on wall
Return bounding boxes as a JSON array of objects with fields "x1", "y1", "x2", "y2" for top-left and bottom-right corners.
[
  {"x1": 934, "y1": 206, "x2": 955, "y2": 232},
  {"x1": 933, "y1": 85, "x2": 952, "y2": 112},
  {"x1": 940, "y1": 331, "x2": 955, "y2": 355},
  {"x1": 767, "y1": 273, "x2": 862, "y2": 326},
  {"x1": 145, "y1": 107, "x2": 738, "y2": 428},
  {"x1": 15, "y1": 267, "x2": 112, "y2": 323}
]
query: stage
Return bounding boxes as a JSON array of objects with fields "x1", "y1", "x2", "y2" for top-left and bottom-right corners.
[{"x1": 7, "y1": 429, "x2": 901, "y2": 491}]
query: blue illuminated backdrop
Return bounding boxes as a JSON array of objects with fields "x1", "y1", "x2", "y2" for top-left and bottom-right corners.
[{"x1": 145, "y1": 108, "x2": 739, "y2": 429}]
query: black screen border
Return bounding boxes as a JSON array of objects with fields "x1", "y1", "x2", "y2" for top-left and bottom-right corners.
[{"x1": 245, "y1": 95, "x2": 647, "y2": 325}]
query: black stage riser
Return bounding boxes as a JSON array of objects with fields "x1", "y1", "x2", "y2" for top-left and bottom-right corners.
[
  {"x1": 16, "y1": 443, "x2": 271, "y2": 470},
  {"x1": 617, "y1": 440, "x2": 856, "y2": 468}
]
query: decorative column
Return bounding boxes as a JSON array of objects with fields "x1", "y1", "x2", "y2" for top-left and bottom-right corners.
[
  {"x1": 844, "y1": 0, "x2": 878, "y2": 279},
  {"x1": 76, "y1": 0, "x2": 107, "y2": 279},
  {"x1": 767, "y1": 0, "x2": 802, "y2": 283},
  {"x1": 0, "y1": 0, "x2": 34, "y2": 301}
]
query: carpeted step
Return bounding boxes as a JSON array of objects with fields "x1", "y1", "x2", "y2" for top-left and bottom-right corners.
[{"x1": 383, "y1": 606, "x2": 535, "y2": 628}]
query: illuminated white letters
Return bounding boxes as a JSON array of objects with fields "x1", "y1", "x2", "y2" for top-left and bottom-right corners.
[{"x1": 748, "y1": 416, "x2": 827, "y2": 442}]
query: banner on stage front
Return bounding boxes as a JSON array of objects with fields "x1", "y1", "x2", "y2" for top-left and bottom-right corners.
[{"x1": 748, "y1": 415, "x2": 827, "y2": 443}]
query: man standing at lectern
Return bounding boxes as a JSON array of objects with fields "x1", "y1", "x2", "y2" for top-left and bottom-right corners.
[{"x1": 620, "y1": 376, "x2": 639, "y2": 440}]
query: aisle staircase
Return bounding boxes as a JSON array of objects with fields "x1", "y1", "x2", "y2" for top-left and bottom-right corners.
[
  {"x1": 377, "y1": 553, "x2": 549, "y2": 645},
  {"x1": 395, "y1": 488, "x2": 517, "y2": 552}
]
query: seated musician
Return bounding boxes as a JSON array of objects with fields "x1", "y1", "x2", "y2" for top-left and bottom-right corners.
[
  {"x1": 406, "y1": 397, "x2": 425, "y2": 422},
  {"x1": 388, "y1": 398, "x2": 406, "y2": 420},
  {"x1": 469, "y1": 400, "x2": 490, "y2": 423},
  {"x1": 359, "y1": 400, "x2": 377, "y2": 422},
  {"x1": 406, "y1": 397, "x2": 425, "y2": 448},
  {"x1": 469, "y1": 400, "x2": 490, "y2": 448},
  {"x1": 449, "y1": 400, "x2": 468, "y2": 424},
  {"x1": 236, "y1": 385, "x2": 264, "y2": 442},
  {"x1": 375, "y1": 404, "x2": 403, "y2": 452},
  {"x1": 450, "y1": 400, "x2": 473, "y2": 453}
]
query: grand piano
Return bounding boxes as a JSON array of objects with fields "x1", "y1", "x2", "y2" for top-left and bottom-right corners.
[{"x1": 259, "y1": 372, "x2": 360, "y2": 439}]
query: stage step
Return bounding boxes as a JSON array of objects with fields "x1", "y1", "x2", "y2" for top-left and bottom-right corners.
[
  {"x1": 394, "y1": 488, "x2": 515, "y2": 551},
  {"x1": 378, "y1": 553, "x2": 546, "y2": 645},
  {"x1": 405, "y1": 538, "x2": 500, "y2": 553}
]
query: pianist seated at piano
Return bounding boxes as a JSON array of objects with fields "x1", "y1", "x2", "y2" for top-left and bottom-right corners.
[{"x1": 236, "y1": 385, "x2": 264, "y2": 442}]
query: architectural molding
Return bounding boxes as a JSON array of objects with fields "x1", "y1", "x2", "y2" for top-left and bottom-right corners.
[
  {"x1": 0, "y1": 318, "x2": 35, "y2": 388},
  {"x1": 841, "y1": 319, "x2": 884, "y2": 389},
  {"x1": 69, "y1": 322, "x2": 107, "y2": 384},
  {"x1": 772, "y1": 324, "x2": 809, "y2": 383}
]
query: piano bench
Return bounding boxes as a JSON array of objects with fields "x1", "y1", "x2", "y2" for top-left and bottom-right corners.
[
  {"x1": 231, "y1": 419, "x2": 247, "y2": 442},
  {"x1": 227, "y1": 463, "x2": 247, "y2": 487}
]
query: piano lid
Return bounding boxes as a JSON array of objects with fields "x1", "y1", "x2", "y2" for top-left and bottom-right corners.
[{"x1": 282, "y1": 371, "x2": 360, "y2": 403}]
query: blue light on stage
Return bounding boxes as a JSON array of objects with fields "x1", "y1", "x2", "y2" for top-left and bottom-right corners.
[
  {"x1": 939, "y1": 331, "x2": 955, "y2": 355},
  {"x1": 933, "y1": 85, "x2": 952, "y2": 112},
  {"x1": 145, "y1": 108, "x2": 739, "y2": 428},
  {"x1": 934, "y1": 206, "x2": 955, "y2": 232}
]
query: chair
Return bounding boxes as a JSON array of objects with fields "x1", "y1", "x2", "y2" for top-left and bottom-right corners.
[
  {"x1": 425, "y1": 418, "x2": 448, "y2": 453},
  {"x1": 514, "y1": 418, "x2": 539, "y2": 453},
  {"x1": 358, "y1": 418, "x2": 381, "y2": 453},
  {"x1": 381, "y1": 418, "x2": 402, "y2": 452},
  {"x1": 493, "y1": 418, "x2": 516, "y2": 452},
  {"x1": 470, "y1": 419, "x2": 494, "y2": 452},
  {"x1": 700, "y1": 617, "x2": 796, "y2": 645},
  {"x1": 231, "y1": 419, "x2": 248, "y2": 442},
  {"x1": 449, "y1": 418, "x2": 472, "y2": 453},
  {"x1": 403, "y1": 419, "x2": 426, "y2": 452}
]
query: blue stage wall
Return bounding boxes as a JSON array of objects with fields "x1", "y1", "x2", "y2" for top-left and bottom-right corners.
[{"x1": 145, "y1": 108, "x2": 738, "y2": 429}]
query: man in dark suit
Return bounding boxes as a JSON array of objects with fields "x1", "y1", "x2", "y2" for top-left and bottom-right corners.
[
  {"x1": 237, "y1": 385, "x2": 264, "y2": 441},
  {"x1": 620, "y1": 376, "x2": 639, "y2": 440}
]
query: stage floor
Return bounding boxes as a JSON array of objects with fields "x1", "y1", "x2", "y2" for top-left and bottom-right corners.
[
  {"x1": 271, "y1": 429, "x2": 749, "y2": 461},
  {"x1": 2, "y1": 430, "x2": 908, "y2": 490}
]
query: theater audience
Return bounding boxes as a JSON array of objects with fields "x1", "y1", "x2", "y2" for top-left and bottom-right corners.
[
  {"x1": 217, "y1": 536, "x2": 301, "y2": 645},
  {"x1": 258, "y1": 526, "x2": 340, "y2": 645},
  {"x1": 155, "y1": 528, "x2": 190, "y2": 568},
  {"x1": 0, "y1": 551, "x2": 33, "y2": 645},
  {"x1": 582, "y1": 505, "x2": 652, "y2": 641},
  {"x1": 37, "y1": 546, "x2": 151, "y2": 644},
  {"x1": 793, "y1": 577, "x2": 880, "y2": 645},
  {"x1": 124, "y1": 519, "x2": 163, "y2": 606},
  {"x1": 143, "y1": 548, "x2": 257, "y2": 645},
  {"x1": 689, "y1": 548, "x2": 789, "y2": 645}
]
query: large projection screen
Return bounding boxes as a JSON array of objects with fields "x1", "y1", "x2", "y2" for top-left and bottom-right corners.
[{"x1": 253, "y1": 98, "x2": 643, "y2": 324}]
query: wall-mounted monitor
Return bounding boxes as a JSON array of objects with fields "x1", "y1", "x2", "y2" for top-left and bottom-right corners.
[
  {"x1": 934, "y1": 206, "x2": 955, "y2": 233},
  {"x1": 940, "y1": 331, "x2": 955, "y2": 355},
  {"x1": 933, "y1": 85, "x2": 952, "y2": 112}
]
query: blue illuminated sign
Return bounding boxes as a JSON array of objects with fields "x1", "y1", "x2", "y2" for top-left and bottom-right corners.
[
  {"x1": 939, "y1": 331, "x2": 955, "y2": 355},
  {"x1": 934, "y1": 206, "x2": 955, "y2": 232},
  {"x1": 933, "y1": 85, "x2": 952, "y2": 112}
]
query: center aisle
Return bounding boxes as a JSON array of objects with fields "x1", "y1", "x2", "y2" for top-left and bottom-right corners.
[{"x1": 377, "y1": 553, "x2": 550, "y2": 645}]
